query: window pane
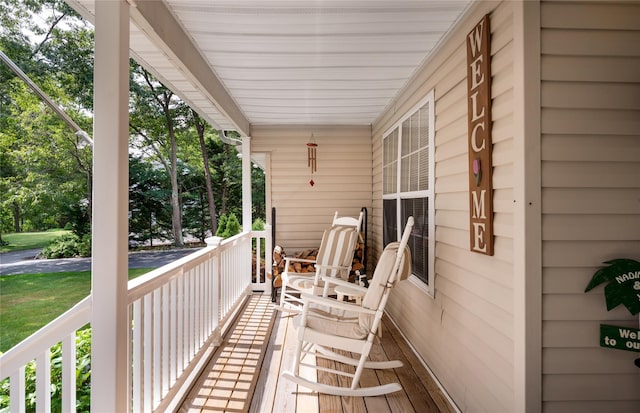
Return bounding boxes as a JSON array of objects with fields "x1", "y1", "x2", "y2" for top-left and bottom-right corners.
[
  {"x1": 419, "y1": 147, "x2": 429, "y2": 191},
  {"x1": 419, "y1": 103, "x2": 429, "y2": 149},
  {"x1": 383, "y1": 129, "x2": 398, "y2": 195},
  {"x1": 401, "y1": 118, "x2": 410, "y2": 157},
  {"x1": 399, "y1": 102, "x2": 430, "y2": 194},
  {"x1": 383, "y1": 199, "x2": 397, "y2": 246},
  {"x1": 383, "y1": 161, "x2": 397, "y2": 195},
  {"x1": 400, "y1": 154, "x2": 409, "y2": 192},
  {"x1": 401, "y1": 197, "x2": 428, "y2": 285},
  {"x1": 411, "y1": 152, "x2": 419, "y2": 192},
  {"x1": 418, "y1": 102, "x2": 430, "y2": 191},
  {"x1": 410, "y1": 111, "x2": 420, "y2": 153}
]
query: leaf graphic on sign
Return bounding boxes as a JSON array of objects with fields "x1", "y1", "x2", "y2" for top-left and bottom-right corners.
[{"x1": 585, "y1": 259, "x2": 640, "y2": 315}]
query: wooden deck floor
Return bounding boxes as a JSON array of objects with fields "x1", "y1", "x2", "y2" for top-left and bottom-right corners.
[{"x1": 179, "y1": 293, "x2": 456, "y2": 413}]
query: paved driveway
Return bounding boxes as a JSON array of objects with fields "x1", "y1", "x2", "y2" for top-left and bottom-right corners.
[{"x1": 0, "y1": 248, "x2": 202, "y2": 276}]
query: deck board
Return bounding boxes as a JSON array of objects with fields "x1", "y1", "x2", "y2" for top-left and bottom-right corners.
[
  {"x1": 179, "y1": 293, "x2": 456, "y2": 413},
  {"x1": 248, "y1": 306, "x2": 286, "y2": 413}
]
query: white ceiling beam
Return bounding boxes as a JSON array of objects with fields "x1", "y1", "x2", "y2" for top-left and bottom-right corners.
[{"x1": 131, "y1": 0, "x2": 250, "y2": 136}]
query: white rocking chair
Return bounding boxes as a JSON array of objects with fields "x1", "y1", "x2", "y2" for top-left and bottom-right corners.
[
  {"x1": 282, "y1": 216, "x2": 414, "y2": 396},
  {"x1": 275, "y1": 211, "x2": 363, "y2": 313}
]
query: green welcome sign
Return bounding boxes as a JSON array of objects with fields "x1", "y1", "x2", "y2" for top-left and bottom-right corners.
[
  {"x1": 600, "y1": 324, "x2": 640, "y2": 353},
  {"x1": 585, "y1": 259, "x2": 640, "y2": 365},
  {"x1": 585, "y1": 259, "x2": 640, "y2": 315}
]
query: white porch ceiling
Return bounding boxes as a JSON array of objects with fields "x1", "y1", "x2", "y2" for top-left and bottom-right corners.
[{"x1": 67, "y1": 0, "x2": 472, "y2": 135}]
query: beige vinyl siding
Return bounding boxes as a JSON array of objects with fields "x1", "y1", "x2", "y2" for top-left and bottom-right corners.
[
  {"x1": 372, "y1": 2, "x2": 516, "y2": 412},
  {"x1": 540, "y1": 1, "x2": 640, "y2": 412},
  {"x1": 251, "y1": 125, "x2": 372, "y2": 253}
]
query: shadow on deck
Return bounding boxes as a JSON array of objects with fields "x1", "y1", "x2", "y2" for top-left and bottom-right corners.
[{"x1": 179, "y1": 294, "x2": 456, "y2": 413}]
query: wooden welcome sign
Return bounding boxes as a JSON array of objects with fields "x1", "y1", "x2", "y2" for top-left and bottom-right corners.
[{"x1": 467, "y1": 15, "x2": 494, "y2": 255}]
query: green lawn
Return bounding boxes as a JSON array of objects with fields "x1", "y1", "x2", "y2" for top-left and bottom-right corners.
[
  {"x1": 0, "y1": 229, "x2": 70, "y2": 253},
  {"x1": 0, "y1": 268, "x2": 151, "y2": 353}
]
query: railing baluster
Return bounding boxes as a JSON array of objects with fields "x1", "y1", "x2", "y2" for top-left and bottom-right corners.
[
  {"x1": 177, "y1": 275, "x2": 184, "y2": 374},
  {"x1": 132, "y1": 299, "x2": 142, "y2": 413},
  {"x1": 213, "y1": 252, "x2": 220, "y2": 334},
  {"x1": 186, "y1": 270, "x2": 192, "y2": 360},
  {"x1": 202, "y1": 261, "x2": 209, "y2": 339},
  {"x1": 191, "y1": 267, "x2": 196, "y2": 350},
  {"x1": 195, "y1": 265, "x2": 200, "y2": 347},
  {"x1": 170, "y1": 278, "x2": 177, "y2": 385},
  {"x1": 35, "y1": 349, "x2": 51, "y2": 412},
  {"x1": 153, "y1": 289, "x2": 161, "y2": 409},
  {"x1": 200, "y1": 264, "x2": 206, "y2": 344},
  {"x1": 62, "y1": 332, "x2": 76, "y2": 412},
  {"x1": 9, "y1": 366, "x2": 25, "y2": 413},
  {"x1": 162, "y1": 283, "x2": 169, "y2": 395},
  {"x1": 143, "y1": 294, "x2": 152, "y2": 413}
]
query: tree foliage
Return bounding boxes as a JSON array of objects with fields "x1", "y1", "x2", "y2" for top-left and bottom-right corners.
[
  {"x1": 215, "y1": 213, "x2": 241, "y2": 239},
  {"x1": 0, "y1": 0, "x2": 265, "y2": 250},
  {"x1": 0, "y1": 0, "x2": 93, "y2": 236},
  {"x1": 128, "y1": 156, "x2": 172, "y2": 246}
]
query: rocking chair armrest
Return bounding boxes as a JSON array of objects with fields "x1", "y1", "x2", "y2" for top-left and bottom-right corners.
[
  {"x1": 284, "y1": 257, "x2": 317, "y2": 265},
  {"x1": 315, "y1": 264, "x2": 350, "y2": 280},
  {"x1": 283, "y1": 273, "x2": 316, "y2": 281},
  {"x1": 314, "y1": 263, "x2": 350, "y2": 271},
  {"x1": 318, "y1": 276, "x2": 368, "y2": 294},
  {"x1": 300, "y1": 293, "x2": 375, "y2": 315}
]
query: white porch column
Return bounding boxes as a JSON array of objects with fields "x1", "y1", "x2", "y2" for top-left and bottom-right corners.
[
  {"x1": 513, "y1": 1, "x2": 542, "y2": 412},
  {"x1": 242, "y1": 136, "x2": 252, "y2": 231},
  {"x1": 91, "y1": 2, "x2": 130, "y2": 412}
]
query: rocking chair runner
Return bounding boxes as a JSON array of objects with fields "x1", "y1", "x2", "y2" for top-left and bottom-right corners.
[
  {"x1": 282, "y1": 216, "x2": 414, "y2": 397},
  {"x1": 275, "y1": 211, "x2": 363, "y2": 313}
]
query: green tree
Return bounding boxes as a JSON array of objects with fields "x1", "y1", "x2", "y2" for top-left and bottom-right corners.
[
  {"x1": 128, "y1": 156, "x2": 172, "y2": 246},
  {"x1": 0, "y1": 79, "x2": 90, "y2": 232},
  {"x1": 0, "y1": 0, "x2": 93, "y2": 233},
  {"x1": 180, "y1": 165, "x2": 207, "y2": 242},
  {"x1": 130, "y1": 63, "x2": 189, "y2": 247},
  {"x1": 209, "y1": 135, "x2": 242, "y2": 218},
  {"x1": 215, "y1": 213, "x2": 241, "y2": 239},
  {"x1": 190, "y1": 110, "x2": 218, "y2": 235},
  {"x1": 252, "y1": 163, "x2": 266, "y2": 222}
]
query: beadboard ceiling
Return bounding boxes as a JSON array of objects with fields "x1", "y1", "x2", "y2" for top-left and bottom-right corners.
[{"x1": 68, "y1": 0, "x2": 472, "y2": 136}]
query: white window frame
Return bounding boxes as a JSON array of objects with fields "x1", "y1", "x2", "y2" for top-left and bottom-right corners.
[{"x1": 382, "y1": 90, "x2": 435, "y2": 296}]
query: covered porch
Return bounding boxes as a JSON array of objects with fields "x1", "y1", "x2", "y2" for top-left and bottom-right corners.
[{"x1": 2, "y1": 1, "x2": 476, "y2": 411}]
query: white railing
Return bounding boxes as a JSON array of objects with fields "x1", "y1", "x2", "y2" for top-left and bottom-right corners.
[
  {"x1": 0, "y1": 230, "x2": 265, "y2": 412},
  {"x1": 0, "y1": 296, "x2": 91, "y2": 413}
]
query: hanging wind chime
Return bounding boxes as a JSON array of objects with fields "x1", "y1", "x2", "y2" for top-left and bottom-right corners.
[{"x1": 307, "y1": 134, "x2": 318, "y2": 187}]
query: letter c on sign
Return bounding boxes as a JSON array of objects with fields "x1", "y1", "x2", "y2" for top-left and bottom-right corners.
[{"x1": 471, "y1": 122, "x2": 486, "y2": 152}]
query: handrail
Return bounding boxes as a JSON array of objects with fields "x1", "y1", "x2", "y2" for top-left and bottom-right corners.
[{"x1": 128, "y1": 231, "x2": 249, "y2": 301}]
